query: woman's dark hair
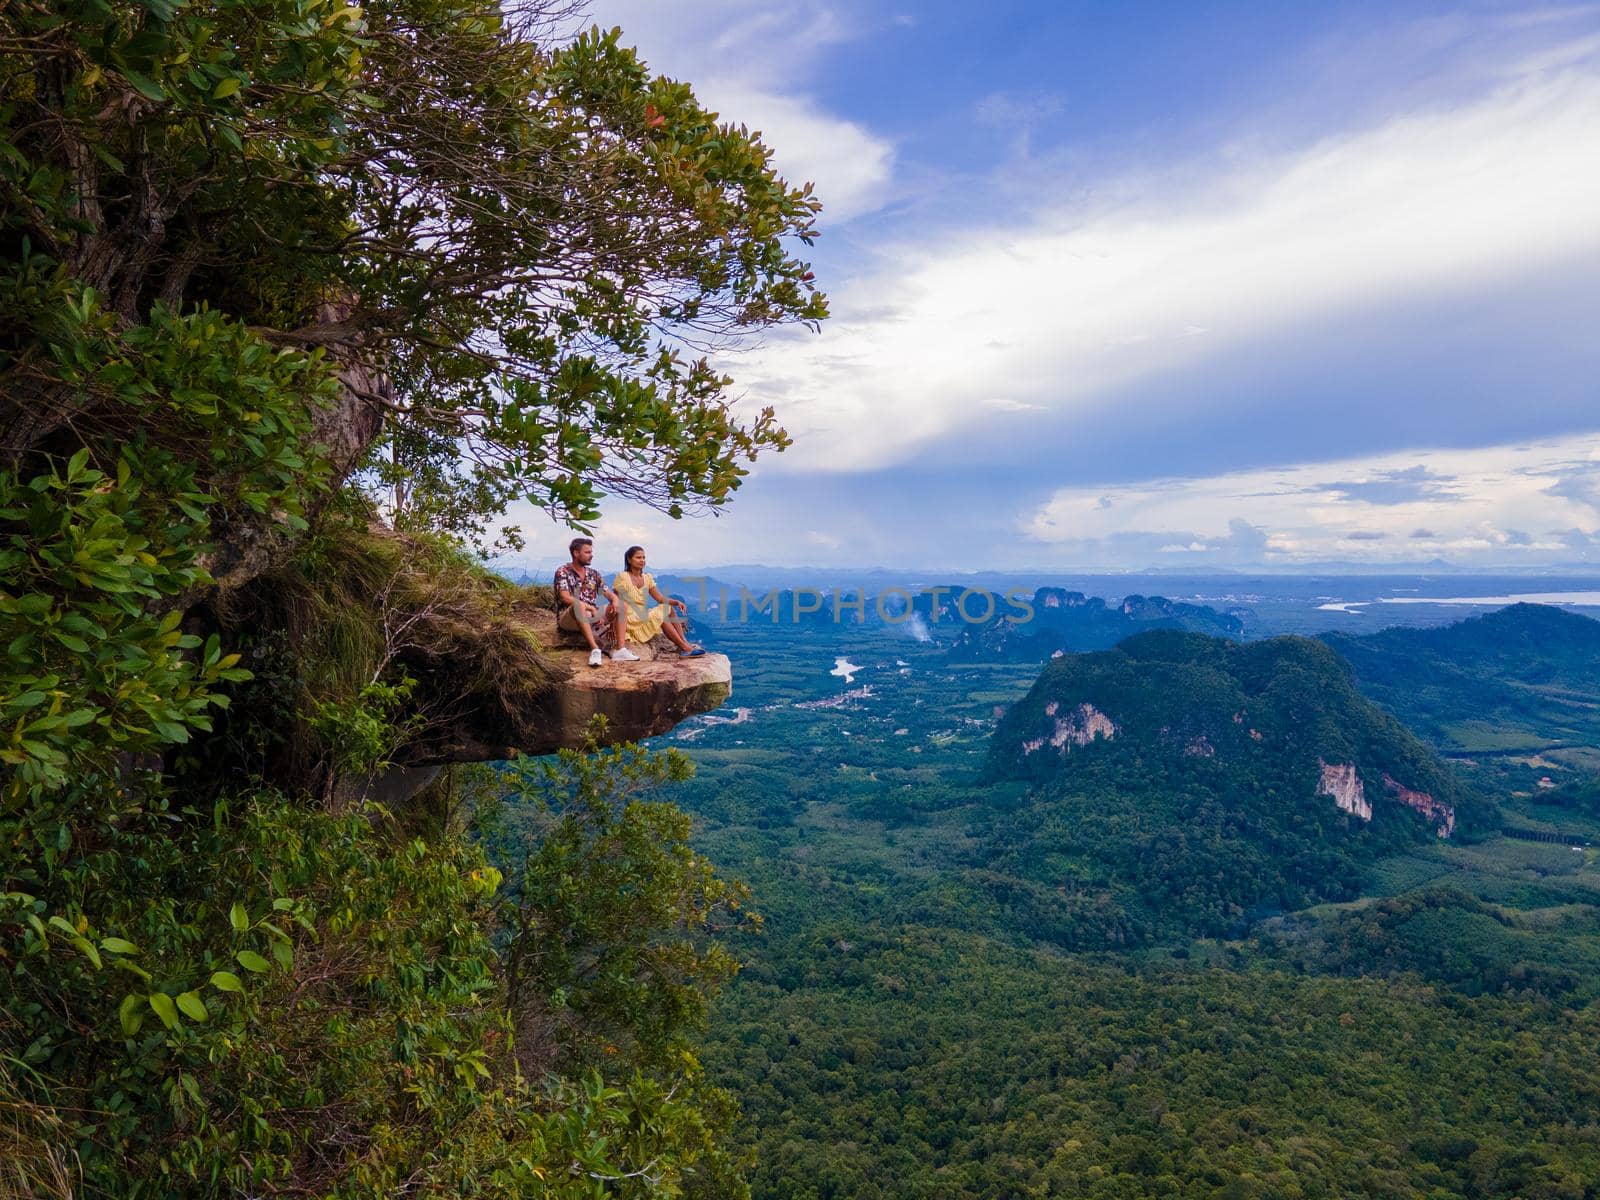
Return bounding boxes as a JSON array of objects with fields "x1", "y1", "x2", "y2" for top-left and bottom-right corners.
[{"x1": 624, "y1": 545, "x2": 646, "y2": 570}]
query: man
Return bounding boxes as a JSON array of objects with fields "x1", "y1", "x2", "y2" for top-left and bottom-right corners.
[{"x1": 554, "y1": 537, "x2": 637, "y2": 667}]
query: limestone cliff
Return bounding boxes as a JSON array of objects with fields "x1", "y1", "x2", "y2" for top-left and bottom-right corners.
[
  {"x1": 1021, "y1": 701, "x2": 1118, "y2": 756},
  {"x1": 1383, "y1": 774, "x2": 1455, "y2": 837},
  {"x1": 417, "y1": 607, "x2": 732, "y2": 762},
  {"x1": 1317, "y1": 762, "x2": 1373, "y2": 822},
  {"x1": 212, "y1": 523, "x2": 731, "y2": 799}
]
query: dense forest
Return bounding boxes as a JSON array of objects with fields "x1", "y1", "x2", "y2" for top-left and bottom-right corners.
[
  {"x1": 1323, "y1": 604, "x2": 1600, "y2": 787},
  {"x1": 654, "y1": 612, "x2": 1600, "y2": 1200},
  {"x1": 712, "y1": 927, "x2": 1600, "y2": 1199},
  {"x1": 983, "y1": 630, "x2": 1494, "y2": 940}
]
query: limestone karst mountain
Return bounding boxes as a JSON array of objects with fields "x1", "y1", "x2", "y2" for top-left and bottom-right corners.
[{"x1": 983, "y1": 630, "x2": 1492, "y2": 936}]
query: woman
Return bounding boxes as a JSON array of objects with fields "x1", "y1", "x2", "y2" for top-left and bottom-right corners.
[{"x1": 613, "y1": 546, "x2": 706, "y2": 657}]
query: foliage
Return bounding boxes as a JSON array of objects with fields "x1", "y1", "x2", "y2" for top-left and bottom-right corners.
[
  {"x1": 2, "y1": 752, "x2": 751, "y2": 1197},
  {"x1": 481, "y1": 734, "x2": 760, "y2": 1079},
  {"x1": 655, "y1": 613, "x2": 1600, "y2": 1199},
  {"x1": 708, "y1": 926, "x2": 1600, "y2": 1200},
  {"x1": 1323, "y1": 603, "x2": 1600, "y2": 786},
  {"x1": 1, "y1": 0, "x2": 821, "y2": 1193},
  {"x1": 1251, "y1": 886, "x2": 1600, "y2": 1003},
  {"x1": 0, "y1": 0, "x2": 825, "y2": 542},
  {"x1": 207, "y1": 510, "x2": 560, "y2": 796}
]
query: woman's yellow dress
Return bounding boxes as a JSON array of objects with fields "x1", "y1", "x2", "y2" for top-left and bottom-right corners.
[{"x1": 613, "y1": 571, "x2": 671, "y2": 644}]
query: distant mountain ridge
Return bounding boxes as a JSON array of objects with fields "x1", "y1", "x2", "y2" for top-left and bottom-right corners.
[
  {"x1": 950, "y1": 586, "x2": 1248, "y2": 662},
  {"x1": 654, "y1": 580, "x2": 1249, "y2": 648},
  {"x1": 1320, "y1": 603, "x2": 1600, "y2": 775}
]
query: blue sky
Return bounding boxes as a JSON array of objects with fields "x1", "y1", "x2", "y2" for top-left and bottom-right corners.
[{"x1": 500, "y1": 1, "x2": 1600, "y2": 574}]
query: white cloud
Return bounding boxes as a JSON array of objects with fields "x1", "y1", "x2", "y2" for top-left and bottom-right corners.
[
  {"x1": 589, "y1": 1, "x2": 895, "y2": 221},
  {"x1": 732, "y1": 54, "x2": 1600, "y2": 469},
  {"x1": 699, "y1": 84, "x2": 893, "y2": 221},
  {"x1": 1023, "y1": 434, "x2": 1600, "y2": 565}
]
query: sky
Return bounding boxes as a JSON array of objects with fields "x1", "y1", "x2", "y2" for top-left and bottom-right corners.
[{"x1": 499, "y1": 1, "x2": 1600, "y2": 575}]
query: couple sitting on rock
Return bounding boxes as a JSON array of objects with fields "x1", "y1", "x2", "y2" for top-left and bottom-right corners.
[{"x1": 554, "y1": 537, "x2": 705, "y2": 668}]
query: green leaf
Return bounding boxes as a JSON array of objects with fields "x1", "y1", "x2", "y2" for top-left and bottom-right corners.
[
  {"x1": 72, "y1": 936, "x2": 102, "y2": 969},
  {"x1": 235, "y1": 950, "x2": 270, "y2": 973},
  {"x1": 108, "y1": 957, "x2": 152, "y2": 983},
  {"x1": 176, "y1": 991, "x2": 208, "y2": 1022},
  {"x1": 271, "y1": 939, "x2": 294, "y2": 971},
  {"x1": 212, "y1": 76, "x2": 241, "y2": 99},
  {"x1": 120, "y1": 70, "x2": 167, "y2": 103},
  {"x1": 99, "y1": 937, "x2": 137, "y2": 955},
  {"x1": 147, "y1": 992, "x2": 180, "y2": 1029},
  {"x1": 209, "y1": 970, "x2": 243, "y2": 993},
  {"x1": 118, "y1": 993, "x2": 145, "y2": 1036},
  {"x1": 229, "y1": 902, "x2": 248, "y2": 932}
]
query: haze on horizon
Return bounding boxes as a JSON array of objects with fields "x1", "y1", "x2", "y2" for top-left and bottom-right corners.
[{"x1": 497, "y1": 1, "x2": 1600, "y2": 577}]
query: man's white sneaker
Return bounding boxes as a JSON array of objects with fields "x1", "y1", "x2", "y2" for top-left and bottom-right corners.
[
  {"x1": 611, "y1": 647, "x2": 641, "y2": 662},
  {"x1": 587, "y1": 648, "x2": 604, "y2": 668}
]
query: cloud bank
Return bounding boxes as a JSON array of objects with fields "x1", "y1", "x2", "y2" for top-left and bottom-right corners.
[
  {"x1": 1024, "y1": 436, "x2": 1600, "y2": 567},
  {"x1": 737, "y1": 54, "x2": 1600, "y2": 470}
]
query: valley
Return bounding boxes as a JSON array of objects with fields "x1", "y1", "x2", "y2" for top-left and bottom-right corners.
[{"x1": 642, "y1": 581, "x2": 1600, "y2": 1198}]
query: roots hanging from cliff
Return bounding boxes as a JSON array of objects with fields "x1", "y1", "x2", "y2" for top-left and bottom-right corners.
[{"x1": 203, "y1": 509, "x2": 565, "y2": 800}]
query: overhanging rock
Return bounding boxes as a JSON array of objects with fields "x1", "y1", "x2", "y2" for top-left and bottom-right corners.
[{"x1": 406, "y1": 606, "x2": 731, "y2": 764}]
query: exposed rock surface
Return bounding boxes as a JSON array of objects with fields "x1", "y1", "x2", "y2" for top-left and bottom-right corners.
[
  {"x1": 1318, "y1": 761, "x2": 1373, "y2": 822},
  {"x1": 411, "y1": 606, "x2": 731, "y2": 763},
  {"x1": 1316, "y1": 763, "x2": 1455, "y2": 836},
  {"x1": 1384, "y1": 774, "x2": 1456, "y2": 837},
  {"x1": 1023, "y1": 702, "x2": 1117, "y2": 755}
]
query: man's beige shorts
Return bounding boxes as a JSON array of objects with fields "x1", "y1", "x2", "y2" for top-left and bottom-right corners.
[{"x1": 558, "y1": 604, "x2": 612, "y2": 648}]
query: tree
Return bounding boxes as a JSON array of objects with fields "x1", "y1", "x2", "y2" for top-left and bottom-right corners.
[
  {"x1": 1, "y1": 0, "x2": 823, "y2": 543},
  {"x1": 0, "y1": 1, "x2": 821, "y2": 1192}
]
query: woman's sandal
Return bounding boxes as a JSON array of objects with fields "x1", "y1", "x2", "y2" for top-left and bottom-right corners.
[{"x1": 681, "y1": 646, "x2": 706, "y2": 657}]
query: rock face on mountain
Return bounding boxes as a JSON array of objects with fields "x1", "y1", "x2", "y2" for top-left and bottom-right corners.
[
  {"x1": 951, "y1": 588, "x2": 1249, "y2": 663},
  {"x1": 1020, "y1": 701, "x2": 1118, "y2": 755},
  {"x1": 1319, "y1": 762, "x2": 1373, "y2": 822},
  {"x1": 427, "y1": 608, "x2": 732, "y2": 762},
  {"x1": 221, "y1": 525, "x2": 732, "y2": 799},
  {"x1": 393, "y1": 599, "x2": 731, "y2": 765}
]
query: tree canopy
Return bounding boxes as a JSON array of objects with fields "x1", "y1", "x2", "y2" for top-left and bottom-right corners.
[
  {"x1": 1, "y1": 0, "x2": 824, "y2": 540},
  {"x1": 0, "y1": 0, "x2": 823, "y2": 1193}
]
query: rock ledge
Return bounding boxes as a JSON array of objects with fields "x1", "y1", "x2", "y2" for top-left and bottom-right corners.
[{"x1": 409, "y1": 606, "x2": 731, "y2": 763}]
